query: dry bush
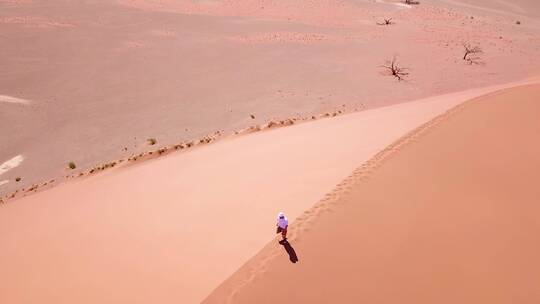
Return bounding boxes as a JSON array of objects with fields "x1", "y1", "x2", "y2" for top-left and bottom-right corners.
[
  {"x1": 462, "y1": 43, "x2": 483, "y2": 64},
  {"x1": 381, "y1": 57, "x2": 409, "y2": 81},
  {"x1": 147, "y1": 138, "x2": 157, "y2": 145},
  {"x1": 377, "y1": 18, "x2": 393, "y2": 25},
  {"x1": 405, "y1": 0, "x2": 420, "y2": 4},
  {"x1": 68, "y1": 162, "x2": 76, "y2": 169},
  {"x1": 15, "y1": 177, "x2": 21, "y2": 182},
  {"x1": 158, "y1": 148, "x2": 167, "y2": 155}
]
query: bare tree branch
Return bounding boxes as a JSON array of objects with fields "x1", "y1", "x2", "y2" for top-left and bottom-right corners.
[
  {"x1": 381, "y1": 57, "x2": 409, "y2": 81},
  {"x1": 377, "y1": 18, "x2": 393, "y2": 26},
  {"x1": 462, "y1": 43, "x2": 483, "y2": 65},
  {"x1": 462, "y1": 43, "x2": 482, "y2": 60}
]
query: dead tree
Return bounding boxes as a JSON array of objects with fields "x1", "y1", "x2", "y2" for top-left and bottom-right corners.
[
  {"x1": 462, "y1": 43, "x2": 483, "y2": 64},
  {"x1": 377, "y1": 18, "x2": 393, "y2": 25},
  {"x1": 381, "y1": 57, "x2": 409, "y2": 81}
]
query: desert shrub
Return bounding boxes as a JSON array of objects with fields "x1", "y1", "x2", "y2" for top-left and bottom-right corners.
[
  {"x1": 68, "y1": 162, "x2": 76, "y2": 169},
  {"x1": 462, "y1": 43, "x2": 483, "y2": 64},
  {"x1": 147, "y1": 138, "x2": 157, "y2": 145},
  {"x1": 377, "y1": 18, "x2": 393, "y2": 25},
  {"x1": 381, "y1": 56, "x2": 409, "y2": 81}
]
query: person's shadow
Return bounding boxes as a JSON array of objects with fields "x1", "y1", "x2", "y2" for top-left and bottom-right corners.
[{"x1": 278, "y1": 239, "x2": 299, "y2": 263}]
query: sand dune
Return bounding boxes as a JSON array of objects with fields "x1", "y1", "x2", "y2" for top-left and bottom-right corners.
[
  {"x1": 0, "y1": 92, "x2": 460, "y2": 304},
  {"x1": 204, "y1": 84, "x2": 540, "y2": 304},
  {"x1": 0, "y1": 80, "x2": 537, "y2": 303},
  {"x1": 1, "y1": 0, "x2": 540, "y2": 303}
]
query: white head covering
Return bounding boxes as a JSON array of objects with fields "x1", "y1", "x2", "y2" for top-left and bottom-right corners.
[{"x1": 277, "y1": 212, "x2": 288, "y2": 228}]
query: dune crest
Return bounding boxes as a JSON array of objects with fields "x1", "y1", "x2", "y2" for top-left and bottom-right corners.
[
  {"x1": 1, "y1": 80, "x2": 539, "y2": 303},
  {"x1": 203, "y1": 84, "x2": 540, "y2": 304}
]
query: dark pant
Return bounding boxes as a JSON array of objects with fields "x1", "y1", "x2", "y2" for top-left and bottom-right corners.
[{"x1": 276, "y1": 226, "x2": 287, "y2": 238}]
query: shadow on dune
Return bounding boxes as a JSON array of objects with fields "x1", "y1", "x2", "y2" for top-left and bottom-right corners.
[{"x1": 279, "y1": 239, "x2": 299, "y2": 263}]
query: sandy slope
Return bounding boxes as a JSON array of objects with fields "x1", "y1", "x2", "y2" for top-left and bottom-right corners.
[
  {"x1": 1, "y1": 0, "x2": 539, "y2": 302},
  {"x1": 203, "y1": 84, "x2": 540, "y2": 304},
  {"x1": 2, "y1": 0, "x2": 540, "y2": 196},
  {"x1": 433, "y1": 0, "x2": 540, "y2": 19},
  {"x1": 1, "y1": 80, "x2": 535, "y2": 303}
]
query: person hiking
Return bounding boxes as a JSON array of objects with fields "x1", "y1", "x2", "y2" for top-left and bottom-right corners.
[{"x1": 276, "y1": 211, "x2": 288, "y2": 240}]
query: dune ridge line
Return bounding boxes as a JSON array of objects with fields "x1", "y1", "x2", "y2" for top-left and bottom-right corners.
[{"x1": 201, "y1": 83, "x2": 538, "y2": 303}]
